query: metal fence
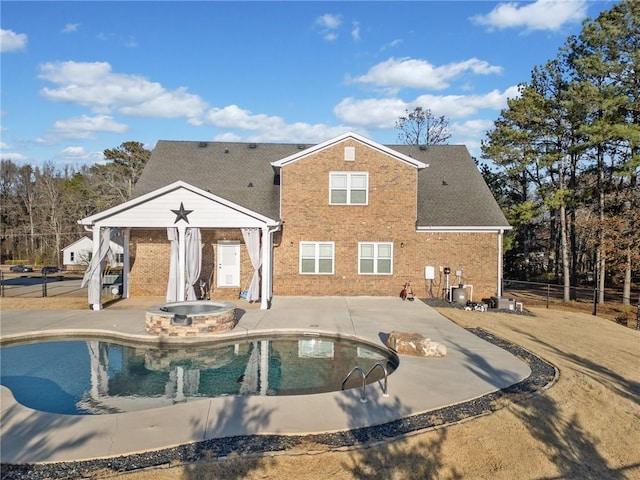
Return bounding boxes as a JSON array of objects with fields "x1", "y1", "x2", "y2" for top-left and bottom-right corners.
[
  {"x1": 503, "y1": 278, "x2": 640, "y2": 329},
  {"x1": 0, "y1": 271, "x2": 85, "y2": 299}
]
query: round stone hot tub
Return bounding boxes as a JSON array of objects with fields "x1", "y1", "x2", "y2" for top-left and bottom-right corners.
[{"x1": 145, "y1": 300, "x2": 237, "y2": 336}]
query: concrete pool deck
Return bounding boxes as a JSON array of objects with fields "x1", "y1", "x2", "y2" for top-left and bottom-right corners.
[{"x1": 0, "y1": 296, "x2": 531, "y2": 464}]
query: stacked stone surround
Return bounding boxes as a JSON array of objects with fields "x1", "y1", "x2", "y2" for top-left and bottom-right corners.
[{"x1": 144, "y1": 303, "x2": 237, "y2": 337}]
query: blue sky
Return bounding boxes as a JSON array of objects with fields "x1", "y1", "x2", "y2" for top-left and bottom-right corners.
[{"x1": 1, "y1": 1, "x2": 616, "y2": 168}]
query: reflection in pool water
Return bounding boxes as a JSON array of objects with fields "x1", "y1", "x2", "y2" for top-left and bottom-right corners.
[{"x1": 1, "y1": 335, "x2": 398, "y2": 415}]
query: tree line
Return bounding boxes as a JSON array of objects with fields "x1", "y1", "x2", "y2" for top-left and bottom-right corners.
[
  {"x1": 1, "y1": 2, "x2": 637, "y2": 307},
  {"x1": 481, "y1": 0, "x2": 639, "y2": 305},
  {"x1": 0, "y1": 142, "x2": 149, "y2": 266}
]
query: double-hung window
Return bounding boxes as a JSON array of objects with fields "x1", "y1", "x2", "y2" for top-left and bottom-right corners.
[
  {"x1": 300, "y1": 242, "x2": 334, "y2": 274},
  {"x1": 330, "y1": 172, "x2": 368, "y2": 205},
  {"x1": 358, "y1": 242, "x2": 393, "y2": 275}
]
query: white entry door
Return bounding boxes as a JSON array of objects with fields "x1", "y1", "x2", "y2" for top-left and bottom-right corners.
[{"x1": 217, "y1": 241, "x2": 240, "y2": 287}]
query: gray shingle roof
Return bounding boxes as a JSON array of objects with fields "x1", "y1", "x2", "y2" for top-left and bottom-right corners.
[
  {"x1": 133, "y1": 141, "x2": 303, "y2": 220},
  {"x1": 391, "y1": 144, "x2": 510, "y2": 228},
  {"x1": 134, "y1": 140, "x2": 509, "y2": 228}
]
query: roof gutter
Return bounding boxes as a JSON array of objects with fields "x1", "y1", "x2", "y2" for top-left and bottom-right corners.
[{"x1": 416, "y1": 226, "x2": 513, "y2": 233}]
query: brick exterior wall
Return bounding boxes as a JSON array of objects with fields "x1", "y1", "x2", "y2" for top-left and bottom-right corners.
[
  {"x1": 272, "y1": 139, "x2": 500, "y2": 300},
  {"x1": 129, "y1": 229, "x2": 254, "y2": 300},
  {"x1": 129, "y1": 229, "x2": 170, "y2": 297},
  {"x1": 127, "y1": 139, "x2": 501, "y2": 302}
]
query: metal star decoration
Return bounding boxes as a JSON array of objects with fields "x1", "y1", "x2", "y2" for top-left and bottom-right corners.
[{"x1": 171, "y1": 202, "x2": 193, "y2": 224}]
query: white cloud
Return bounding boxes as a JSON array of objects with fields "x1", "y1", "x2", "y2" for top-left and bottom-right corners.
[
  {"x1": 316, "y1": 13, "x2": 342, "y2": 30},
  {"x1": 471, "y1": 0, "x2": 588, "y2": 32},
  {"x1": 1, "y1": 28, "x2": 27, "y2": 53},
  {"x1": 205, "y1": 104, "x2": 356, "y2": 143},
  {"x1": 96, "y1": 32, "x2": 138, "y2": 48},
  {"x1": 39, "y1": 61, "x2": 113, "y2": 85},
  {"x1": 414, "y1": 86, "x2": 520, "y2": 118},
  {"x1": 61, "y1": 23, "x2": 80, "y2": 34},
  {"x1": 452, "y1": 119, "x2": 495, "y2": 139},
  {"x1": 35, "y1": 115, "x2": 128, "y2": 144},
  {"x1": 213, "y1": 132, "x2": 243, "y2": 142},
  {"x1": 352, "y1": 21, "x2": 361, "y2": 41},
  {"x1": 380, "y1": 39, "x2": 402, "y2": 52},
  {"x1": 56, "y1": 146, "x2": 104, "y2": 165},
  {"x1": 0, "y1": 151, "x2": 28, "y2": 161},
  {"x1": 38, "y1": 61, "x2": 207, "y2": 122},
  {"x1": 0, "y1": 141, "x2": 28, "y2": 162},
  {"x1": 53, "y1": 115, "x2": 128, "y2": 139},
  {"x1": 333, "y1": 86, "x2": 520, "y2": 129},
  {"x1": 315, "y1": 13, "x2": 342, "y2": 41},
  {"x1": 334, "y1": 97, "x2": 408, "y2": 129},
  {"x1": 119, "y1": 87, "x2": 205, "y2": 123},
  {"x1": 351, "y1": 57, "x2": 503, "y2": 91}
]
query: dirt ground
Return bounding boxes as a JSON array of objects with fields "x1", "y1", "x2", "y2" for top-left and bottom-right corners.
[{"x1": 2, "y1": 298, "x2": 639, "y2": 479}]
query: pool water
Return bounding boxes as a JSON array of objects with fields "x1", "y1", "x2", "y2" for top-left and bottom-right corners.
[{"x1": 0, "y1": 335, "x2": 398, "y2": 415}]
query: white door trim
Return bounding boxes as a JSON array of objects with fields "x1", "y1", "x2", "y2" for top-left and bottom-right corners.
[{"x1": 217, "y1": 241, "x2": 240, "y2": 287}]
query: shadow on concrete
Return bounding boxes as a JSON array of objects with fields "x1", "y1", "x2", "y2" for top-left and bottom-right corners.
[
  {"x1": 1, "y1": 395, "x2": 279, "y2": 480},
  {"x1": 0, "y1": 402, "x2": 98, "y2": 469}
]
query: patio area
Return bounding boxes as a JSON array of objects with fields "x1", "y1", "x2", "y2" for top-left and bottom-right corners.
[{"x1": 0, "y1": 296, "x2": 539, "y2": 465}]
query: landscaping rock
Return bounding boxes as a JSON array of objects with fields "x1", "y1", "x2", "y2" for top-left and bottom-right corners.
[{"x1": 385, "y1": 331, "x2": 447, "y2": 357}]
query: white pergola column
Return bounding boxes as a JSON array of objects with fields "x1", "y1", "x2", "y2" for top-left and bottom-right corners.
[
  {"x1": 178, "y1": 225, "x2": 187, "y2": 301},
  {"x1": 90, "y1": 225, "x2": 103, "y2": 310},
  {"x1": 260, "y1": 226, "x2": 271, "y2": 310},
  {"x1": 122, "y1": 228, "x2": 130, "y2": 299}
]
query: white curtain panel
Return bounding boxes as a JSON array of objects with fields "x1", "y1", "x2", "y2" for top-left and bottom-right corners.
[
  {"x1": 82, "y1": 227, "x2": 111, "y2": 305},
  {"x1": 185, "y1": 227, "x2": 202, "y2": 301},
  {"x1": 241, "y1": 228, "x2": 262, "y2": 302},
  {"x1": 166, "y1": 227, "x2": 180, "y2": 302}
]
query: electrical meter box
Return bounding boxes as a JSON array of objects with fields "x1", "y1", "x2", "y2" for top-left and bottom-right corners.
[{"x1": 425, "y1": 266, "x2": 435, "y2": 280}]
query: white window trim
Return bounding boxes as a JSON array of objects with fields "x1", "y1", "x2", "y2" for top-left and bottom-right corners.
[
  {"x1": 329, "y1": 172, "x2": 369, "y2": 205},
  {"x1": 358, "y1": 242, "x2": 394, "y2": 275},
  {"x1": 299, "y1": 241, "x2": 335, "y2": 275}
]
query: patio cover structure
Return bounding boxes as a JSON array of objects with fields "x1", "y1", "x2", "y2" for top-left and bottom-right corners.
[{"x1": 78, "y1": 181, "x2": 280, "y2": 310}]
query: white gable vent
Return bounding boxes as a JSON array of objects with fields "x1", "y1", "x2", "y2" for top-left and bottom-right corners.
[{"x1": 344, "y1": 146, "x2": 355, "y2": 161}]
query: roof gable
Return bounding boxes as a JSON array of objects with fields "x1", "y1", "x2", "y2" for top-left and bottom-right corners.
[
  {"x1": 62, "y1": 236, "x2": 92, "y2": 251},
  {"x1": 271, "y1": 132, "x2": 427, "y2": 170},
  {"x1": 80, "y1": 181, "x2": 279, "y2": 228}
]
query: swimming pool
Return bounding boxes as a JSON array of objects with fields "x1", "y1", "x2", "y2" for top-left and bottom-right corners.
[{"x1": 0, "y1": 334, "x2": 398, "y2": 415}]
